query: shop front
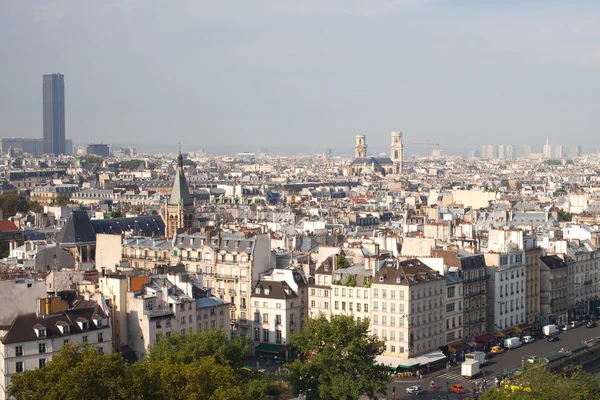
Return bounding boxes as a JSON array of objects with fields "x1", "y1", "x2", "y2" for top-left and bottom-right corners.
[{"x1": 514, "y1": 323, "x2": 533, "y2": 337}]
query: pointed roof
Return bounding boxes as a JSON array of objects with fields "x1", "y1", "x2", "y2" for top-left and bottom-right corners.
[{"x1": 169, "y1": 152, "x2": 193, "y2": 206}]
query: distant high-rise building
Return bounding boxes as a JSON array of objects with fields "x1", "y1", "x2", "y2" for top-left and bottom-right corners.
[
  {"x1": 43, "y1": 73, "x2": 66, "y2": 156},
  {"x1": 87, "y1": 144, "x2": 110, "y2": 157},
  {"x1": 554, "y1": 144, "x2": 563, "y2": 159},
  {"x1": 570, "y1": 144, "x2": 582, "y2": 158},
  {"x1": 524, "y1": 145, "x2": 532, "y2": 158},
  {"x1": 542, "y1": 137, "x2": 552, "y2": 159},
  {"x1": 480, "y1": 145, "x2": 487, "y2": 159},
  {"x1": 506, "y1": 145, "x2": 515, "y2": 159},
  {"x1": 498, "y1": 145, "x2": 505, "y2": 160},
  {"x1": 486, "y1": 145, "x2": 497, "y2": 159}
]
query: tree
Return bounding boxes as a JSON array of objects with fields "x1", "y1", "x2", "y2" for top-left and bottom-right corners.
[
  {"x1": 147, "y1": 329, "x2": 248, "y2": 370},
  {"x1": 28, "y1": 200, "x2": 43, "y2": 213},
  {"x1": 558, "y1": 209, "x2": 573, "y2": 222},
  {"x1": 480, "y1": 365, "x2": 600, "y2": 400},
  {"x1": 0, "y1": 193, "x2": 30, "y2": 218},
  {"x1": 9, "y1": 343, "x2": 130, "y2": 400},
  {"x1": 182, "y1": 159, "x2": 197, "y2": 167},
  {"x1": 52, "y1": 195, "x2": 72, "y2": 206},
  {"x1": 109, "y1": 210, "x2": 123, "y2": 218},
  {"x1": 286, "y1": 314, "x2": 389, "y2": 400},
  {"x1": 79, "y1": 155, "x2": 104, "y2": 164},
  {"x1": 120, "y1": 159, "x2": 145, "y2": 170},
  {"x1": 0, "y1": 236, "x2": 9, "y2": 258}
]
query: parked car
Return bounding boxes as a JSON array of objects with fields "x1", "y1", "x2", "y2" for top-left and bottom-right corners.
[
  {"x1": 548, "y1": 335, "x2": 560, "y2": 342},
  {"x1": 491, "y1": 345, "x2": 505, "y2": 354},
  {"x1": 522, "y1": 335, "x2": 535, "y2": 344},
  {"x1": 560, "y1": 324, "x2": 571, "y2": 331},
  {"x1": 527, "y1": 356, "x2": 539, "y2": 364},
  {"x1": 406, "y1": 386, "x2": 423, "y2": 395},
  {"x1": 451, "y1": 384, "x2": 467, "y2": 394},
  {"x1": 571, "y1": 321, "x2": 583, "y2": 328},
  {"x1": 587, "y1": 321, "x2": 597, "y2": 328}
]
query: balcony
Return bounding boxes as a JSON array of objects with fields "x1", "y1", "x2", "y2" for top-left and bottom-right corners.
[
  {"x1": 143, "y1": 306, "x2": 174, "y2": 318},
  {"x1": 584, "y1": 279, "x2": 593, "y2": 285},
  {"x1": 228, "y1": 289, "x2": 237, "y2": 296},
  {"x1": 123, "y1": 254, "x2": 169, "y2": 261},
  {"x1": 205, "y1": 272, "x2": 239, "y2": 281}
]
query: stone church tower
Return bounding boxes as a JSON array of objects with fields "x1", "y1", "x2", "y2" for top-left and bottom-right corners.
[
  {"x1": 391, "y1": 131, "x2": 403, "y2": 174},
  {"x1": 163, "y1": 152, "x2": 195, "y2": 239},
  {"x1": 355, "y1": 135, "x2": 367, "y2": 158}
]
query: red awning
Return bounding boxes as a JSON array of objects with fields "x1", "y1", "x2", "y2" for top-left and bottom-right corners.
[{"x1": 475, "y1": 333, "x2": 496, "y2": 344}]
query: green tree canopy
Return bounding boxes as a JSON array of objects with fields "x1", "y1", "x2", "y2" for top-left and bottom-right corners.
[
  {"x1": 120, "y1": 159, "x2": 145, "y2": 170},
  {"x1": 0, "y1": 193, "x2": 30, "y2": 218},
  {"x1": 480, "y1": 365, "x2": 600, "y2": 400},
  {"x1": 109, "y1": 210, "x2": 123, "y2": 218},
  {"x1": 558, "y1": 209, "x2": 573, "y2": 222},
  {"x1": 79, "y1": 155, "x2": 104, "y2": 164},
  {"x1": 147, "y1": 329, "x2": 248, "y2": 370},
  {"x1": 286, "y1": 314, "x2": 389, "y2": 400}
]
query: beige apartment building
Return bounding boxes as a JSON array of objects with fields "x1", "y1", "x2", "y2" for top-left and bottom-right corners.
[
  {"x1": 371, "y1": 259, "x2": 446, "y2": 359},
  {"x1": 524, "y1": 236, "x2": 542, "y2": 330}
]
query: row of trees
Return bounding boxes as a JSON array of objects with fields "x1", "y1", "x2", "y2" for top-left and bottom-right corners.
[{"x1": 9, "y1": 330, "x2": 270, "y2": 400}]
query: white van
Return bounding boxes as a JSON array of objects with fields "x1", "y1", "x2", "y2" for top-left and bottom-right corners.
[{"x1": 504, "y1": 337, "x2": 522, "y2": 349}]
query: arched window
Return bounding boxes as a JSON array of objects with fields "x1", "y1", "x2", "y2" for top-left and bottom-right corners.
[{"x1": 394, "y1": 150, "x2": 399, "y2": 159}]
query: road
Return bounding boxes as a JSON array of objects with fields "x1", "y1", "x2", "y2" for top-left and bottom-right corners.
[{"x1": 385, "y1": 324, "x2": 600, "y2": 399}]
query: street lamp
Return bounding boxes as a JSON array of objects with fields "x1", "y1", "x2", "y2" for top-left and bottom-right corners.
[{"x1": 446, "y1": 381, "x2": 450, "y2": 400}]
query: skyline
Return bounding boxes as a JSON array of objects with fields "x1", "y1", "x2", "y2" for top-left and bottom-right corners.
[{"x1": 1, "y1": 1, "x2": 599, "y2": 150}]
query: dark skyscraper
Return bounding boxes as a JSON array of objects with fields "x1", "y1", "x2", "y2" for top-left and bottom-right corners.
[{"x1": 43, "y1": 73, "x2": 65, "y2": 155}]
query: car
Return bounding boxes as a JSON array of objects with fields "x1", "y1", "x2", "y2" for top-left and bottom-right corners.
[
  {"x1": 571, "y1": 321, "x2": 583, "y2": 328},
  {"x1": 406, "y1": 386, "x2": 423, "y2": 395},
  {"x1": 451, "y1": 384, "x2": 467, "y2": 394},
  {"x1": 587, "y1": 321, "x2": 597, "y2": 328},
  {"x1": 560, "y1": 324, "x2": 571, "y2": 331},
  {"x1": 491, "y1": 345, "x2": 505, "y2": 354},
  {"x1": 548, "y1": 335, "x2": 560, "y2": 342},
  {"x1": 527, "y1": 356, "x2": 539, "y2": 364},
  {"x1": 522, "y1": 335, "x2": 535, "y2": 344}
]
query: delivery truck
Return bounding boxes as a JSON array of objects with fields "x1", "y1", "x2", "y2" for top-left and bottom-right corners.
[
  {"x1": 465, "y1": 351, "x2": 488, "y2": 365},
  {"x1": 461, "y1": 359, "x2": 480, "y2": 379},
  {"x1": 543, "y1": 324, "x2": 559, "y2": 337},
  {"x1": 504, "y1": 337, "x2": 522, "y2": 349}
]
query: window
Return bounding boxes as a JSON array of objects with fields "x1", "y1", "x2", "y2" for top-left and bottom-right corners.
[
  {"x1": 356, "y1": 303, "x2": 361, "y2": 312},
  {"x1": 263, "y1": 330, "x2": 269, "y2": 343},
  {"x1": 324, "y1": 302, "x2": 329, "y2": 309},
  {"x1": 39, "y1": 343, "x2": 46, "y2": 354},
  {"x1": 364, "y1": 304, "x2": 369, "y2": 313},
  {"x1": 373, "y1": 289, "x2": 378, "y2": 298},
  {"x1": 373, "y1": 301, "x2": 378, "y2": 311},
  {"x1": 276, "y1": 330, "x2": 282, "y2": 344},
  {"x1": 38, "y1": 358, "x2": 46, "y2": 368},
  {"x1": 446, "y1": 303, "x2": 455, "y2": 312},
  {"x1": 64, "y1": 339, "x2": 69, "y2": 346},
  {"x1": 276, "y1": 315, "x2": 282, "y2": 325},
  {"x1": 335, "y1": 301, "x2": 339, "y2": 310},
  {"x1": 15, "y1": 346, "x2": 22, "y2": 357},
  {"x1": 15, "y1": 361, "x2": 23, "y2": 373},
  {"x1": 254, "y1": 312, "x2": 260, "y2": 322},
  {"x1": 98, "y1": 333, "x2": 104, "y2": 343},
  {"x1": 263, "y1": 313, "x2": 269, "y2": 323},
  {"x1": 254, "y1": 327, "x2": 260, "y2": 341},
  {"x1": 189, "y1": 315, "x2": 193, "y2": 323},
  {"x1": 83, "y1": 336, "x2": 88, "y2": 343},
  {"x1": 311, "y1": 300, "x2": 316, "y2": 308}
]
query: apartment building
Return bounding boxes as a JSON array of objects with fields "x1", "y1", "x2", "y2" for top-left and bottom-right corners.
[
  {"x1": 0, "y1": 297, "x2": 111, "y2": 400},
  {"x1": 563, "y1": 239, "x2": 600, "y2": 318},
  {"x1": 173, "y1": 230, "x2": 272, "y2": 337},
  {"x1": 444, "y1": 269, "x2": 464, "y2": 347},
  {"x1": 540, "y1": 255, "x2": 569, "y2": 325},
  {"x1": 250, "y1": 273, "x2": 305, "y2": 360},
  {"x1": 308, "y1": 257, "x2": 334, "y2": 319},
  {"x1": 524, "y1": 236, "x2": 542, "y2": 330},
  {"x1": 330, "y1": 263, "x2": 372, "y2": 322},
  {"x1": 126, "y1": 277, "x2": 199, "y2": 360},
  {"x1": 432, "y1": 249, "x2": 488, "y2": 340},
  {"x1": 371, "y1": 259, "x2": 446, "y2": 359},
  {"x1": 485, "y1": 248, "x2": 527, "y2": 335},
  {"x1": 122, "y1": 237, "x2": 172, "y2": 271}
]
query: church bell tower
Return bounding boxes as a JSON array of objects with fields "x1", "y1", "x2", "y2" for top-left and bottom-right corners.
[{"x1": 391, "y1": 131, "x2": 403, "y2": 174}]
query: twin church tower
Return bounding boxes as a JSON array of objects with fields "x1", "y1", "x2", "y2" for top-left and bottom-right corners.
[{"x1": 351, "y1": 131, "x2": 404, "y2": 176}]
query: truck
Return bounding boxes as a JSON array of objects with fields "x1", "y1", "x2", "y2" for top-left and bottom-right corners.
[
  {"x1": 465, "y1": 351, "x2": 488, "y2": 366},
  {"x1": 543, "y1": 324, "x2": 559, "y2": 337},
  {"x1": 461, "y1": 359, "x2": 480, "y2": 379},
  {"x1": 504, "y1": 337, "x2": 522, "y2": 349}
]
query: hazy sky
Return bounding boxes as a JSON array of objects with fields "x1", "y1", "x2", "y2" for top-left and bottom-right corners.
[{"x1": 1, "y1": 0, "x2": 599, "y2": 153}]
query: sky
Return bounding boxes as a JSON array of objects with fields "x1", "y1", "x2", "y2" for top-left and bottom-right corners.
[{"x1": 0, "y1": 0, "x2": 599, "y2": 155}]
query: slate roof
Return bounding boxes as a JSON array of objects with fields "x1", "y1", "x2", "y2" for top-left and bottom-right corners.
[
  {"x1": 540, "y1": 255, "x2": 568, "y2": 270},
  {"x1": 56, "y1": 210, "x2": 165, "y2": 246},
  {"x1": 252, "y1": 280, "x2": 298, "y2": 299},
  {"x1": 1, "y1": 305, "x2": 108, "y2": 344},
  {"x1": 169, "y1": 153, "x2": 193, "y2": 206},
  {"x1": 373, "y1": 258, "x2": 444, "y2": 286}
]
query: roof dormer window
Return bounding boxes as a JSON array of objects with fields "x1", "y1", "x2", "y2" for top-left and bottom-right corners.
[
  {"x1": 34, "y1": 325, "x2": 46, "y2": 338},
  {"x1": 56, "y1": 322, "x2": 70, "y2": 335},
  {"x1": 255, "y1": 288, "x2": 261, "y2": 294},
  {"x1": 265, "y1": 287, "x2": 271, "y2": 295},
  {"x1": 77, "y1": 318, "x2": 89, "y2": 331},
  {"x1": 396, "y1": 276, "x2": 402, "y2": 284},
  {"x1": 379, "y1": 276, "x2": 385, "y2": 282}
]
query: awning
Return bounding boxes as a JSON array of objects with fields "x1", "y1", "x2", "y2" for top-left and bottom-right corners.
[
  {"x1": 496, "y1": 331, "x2": 506, "y2": 338},
  {"x1": 448, "y1": 342, "x2": 470, "y2": 353},
  {"x1": 475, "y1": 333, "x2": 497, "y2": 344},
  {"x1": 255, "y1": 343, "x2": 283, "y2": 354},
  {"x1": 375, "y1": 350, "x2": 446, "y2": 369},
  {"x1": 515, "y1": 323, "x2": 532, "y2": 333}
]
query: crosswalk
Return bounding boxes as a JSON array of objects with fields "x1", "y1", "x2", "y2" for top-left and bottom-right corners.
[{"x1": 436, "y1": 371, "x2": 474, "y2": 383}]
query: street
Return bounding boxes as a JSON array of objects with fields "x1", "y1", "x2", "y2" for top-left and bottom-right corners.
[{"x1": 385, "y1": 323, "x2": 600, "y2": 399}]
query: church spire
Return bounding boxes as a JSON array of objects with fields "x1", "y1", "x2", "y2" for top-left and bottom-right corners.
[{"x1": 169, "y1": 151, "x2": 193, "y2": 206}]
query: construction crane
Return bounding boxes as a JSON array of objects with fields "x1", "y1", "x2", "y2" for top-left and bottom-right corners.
[{"x1": 407, "y1": 140, "x2": 440, "y2": 158}]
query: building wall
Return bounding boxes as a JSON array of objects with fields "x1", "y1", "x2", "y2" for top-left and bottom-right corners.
[
  {"x1": 0, "y1": 280, "x2": 47, "y2": 325},
  {"x1": 99, "y1": 276, "x2": 129, "y2": 350},
  {"x1": 445, "y1": 280, "x2": 464, "y2": 344},
  {"x1": 525, "y1": 247, "x2": 542, "y2": 328},
  {"x1": 95, "y1": 234, "x2": 123, "y2": 273}
]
